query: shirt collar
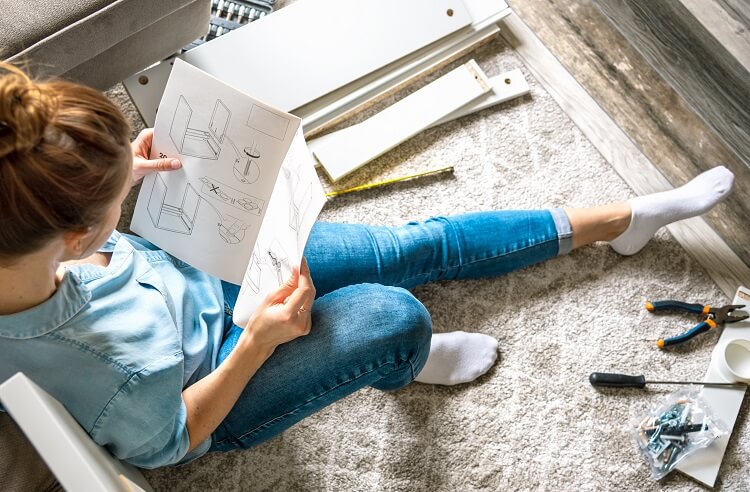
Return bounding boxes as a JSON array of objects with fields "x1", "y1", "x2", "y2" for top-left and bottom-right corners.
[
  {"x1": 0, "y1": 231, "x2": 128, "y2": 339},
  {"x1": 0, "y1": 270, "x2": 91, "y2": 339},
  {"x1": 98, "y1": 229, "x2": 120, "y2": 253},
  {"x1": 68, "y1": 230, "x2": 132, "y2": 283}
]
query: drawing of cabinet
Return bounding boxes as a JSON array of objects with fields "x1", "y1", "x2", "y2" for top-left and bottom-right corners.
[
  {"x1": 169, "y1": 96, "x2": 230, "y2": 160},
  {"x1": 147, "y1": 174, "x2": 201, "y2": 234}
]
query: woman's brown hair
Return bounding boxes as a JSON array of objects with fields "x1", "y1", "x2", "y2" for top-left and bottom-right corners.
[{"x1": 0, "y1": 63, "x2": 132, "y2": 262}]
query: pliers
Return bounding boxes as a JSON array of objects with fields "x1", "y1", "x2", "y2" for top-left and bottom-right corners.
[{"x1": 645, "y1": 300, "x2": 748, "y2": 349}]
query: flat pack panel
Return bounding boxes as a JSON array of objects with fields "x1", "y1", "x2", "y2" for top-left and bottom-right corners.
[
  {"x1": 0, "y1": 373, "x2": 153, "y2": 492},
  {"x1": 123, "y1": 2, "x2": 512, "y2": 130},
  {"x1": 182, "y1": 0, "x2": 473, "y2": 111},
  {"x1": 676, "y1": 286, "x2": 750, "y2": 486},
  {"x1": 431, "y1": 69, "x2": 529, "y2": 126},
  {"x1": 307, "y1": 69, "x2": 530, "y2": 155},
  {"x1": 313, "y1": 60, "x2": 491, "y2": 181}
]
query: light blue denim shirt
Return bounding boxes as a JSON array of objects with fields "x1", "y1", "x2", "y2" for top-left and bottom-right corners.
[{"x1": 0, "y1": 231, "x2": 224, "y2": 468}]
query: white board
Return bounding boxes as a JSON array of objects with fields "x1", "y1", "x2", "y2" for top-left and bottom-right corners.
[
  {"x1": 182, "y1": 0, "x2": 472, "y2": 112},
  {"x1": 676, "y1": 286, "x2": 750, "y2": 487},
  {"x1": 0, "y1": 373, "x2": 153, "y2": 492},
  {"x1": 311, "y1": 60, "x2": 491, "y2": 181},
  {"x1": 123, "y1": 0, "x2": 512, "y2": 130},
  {"x1": 307, "y1": 68, "x2": 530, "y2": 160}
]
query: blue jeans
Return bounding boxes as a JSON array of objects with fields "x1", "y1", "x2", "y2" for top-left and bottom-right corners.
[{"x1": 210, "y1": 210, "x2": 572, "y2": 452}]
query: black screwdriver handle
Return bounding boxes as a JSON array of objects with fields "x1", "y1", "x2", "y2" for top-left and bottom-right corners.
[{"x1": 589, "y1": 372, "x2": 646, "y2": 388}]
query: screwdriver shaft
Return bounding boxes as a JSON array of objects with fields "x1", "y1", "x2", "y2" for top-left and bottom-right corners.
[{"x1": 646, "y1": 380, "x2": 745, "y2": 387}]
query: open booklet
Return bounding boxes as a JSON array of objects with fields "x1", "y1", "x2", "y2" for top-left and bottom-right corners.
[{"x1": 131, "y1": 59, "x2": 326, "y2": 327}]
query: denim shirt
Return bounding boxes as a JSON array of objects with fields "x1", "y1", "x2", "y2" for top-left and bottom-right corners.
[{"x1": 0, "y1": 231, "x2": 224, "y2": 468}]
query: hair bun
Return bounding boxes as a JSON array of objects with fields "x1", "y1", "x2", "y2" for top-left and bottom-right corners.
[{"x1": 0, "y1": 64, "x2": 55, "y2": 158}]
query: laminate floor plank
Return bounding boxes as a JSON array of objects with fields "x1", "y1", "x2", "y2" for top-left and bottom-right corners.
[
  {"x1": 679, "y1": 0, "x2": 750, "y2": 72},
  {"x1": 505, "y1": 0, "x2": 750, "y2": 273},
  {"x1": 594, "y1": 0, "x2": 750, "y2": 169}
]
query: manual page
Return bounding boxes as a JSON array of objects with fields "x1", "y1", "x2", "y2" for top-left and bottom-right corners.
[
  {"x1": 232, "y1": 126, "x2": 326, "y2": 326},
  {"x1": 131, "y1": 59, "x2": 303, "y2": 284}
]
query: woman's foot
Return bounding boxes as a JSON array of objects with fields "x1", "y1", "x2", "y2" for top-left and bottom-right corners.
[
  {"x1": 610, "y1": 166, "x2": 734, "y2": 255},
  {"x1": 414, "y1": 331, "x2": 498, "y2": 385}
]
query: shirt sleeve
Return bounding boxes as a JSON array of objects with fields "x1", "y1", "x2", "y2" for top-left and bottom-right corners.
[{"x1": 89, "y1": 352, "x2": 209, "y2": 469}]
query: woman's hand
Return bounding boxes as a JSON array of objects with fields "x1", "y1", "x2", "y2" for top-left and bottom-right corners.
[
  {"x1": 241, "y1": 257, "x2": 316, "y2": 355},
  {"x1": 183, "y1": 258, "x2": 315, "y2": 452},
  {"x1": 130, "y1": 128, "x2": 182, "y2": 186}
]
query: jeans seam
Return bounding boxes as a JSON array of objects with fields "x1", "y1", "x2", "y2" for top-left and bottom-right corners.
[
  {"x1": 395, "y1": 236, "x2": 558, "y2": 287},
  {"x1": 407, "y1": 337, "x2": 425, "y2": 381},
  {"x1": 215, "y1": 359, "x2": 409, "y2": 446}
]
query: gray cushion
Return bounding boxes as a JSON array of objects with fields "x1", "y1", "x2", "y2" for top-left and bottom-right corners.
[
  {"x1": 65, "y1": 0, "x2": 211, "y2": 89},
  {"x1": 0, "y1": 412, "x2": 62, "y2": 492},
  {"x1": 0, "y1": 0, "x2": 117, "y2": 57},
  {"x1": 3, "y1": 0, "x2": 204, "y2": 80}
]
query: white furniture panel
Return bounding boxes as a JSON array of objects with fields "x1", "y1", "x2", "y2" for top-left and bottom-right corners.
[
  {"x1": 312, "y1": 60, "x2": 491, "y2": 181},
  {"x1": 123, "y1": 0, "x2": 512, "y2": 132},
  {"x1": 183, "y1": 0, "x2": 472, "y2": 111},
  {"x1": 676, "y1": 286, "x2": 750, "y2": 487},
  {"x1": 0, "y1": 373, "x2": 153, "y2": 492},
  {"x1": 307, "y1": 68, "x2": 530, "y2": 156},
  {"x1": 432, "y1": 68, "x2": 529, "y2": 126}
]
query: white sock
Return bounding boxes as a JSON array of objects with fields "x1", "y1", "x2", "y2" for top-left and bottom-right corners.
[
  {"x1": 610, "y1": 166, "x2": 734, "y2": 255},
  {"x1": 414, "y1": 331, "x2": 498, "y2": 385}
]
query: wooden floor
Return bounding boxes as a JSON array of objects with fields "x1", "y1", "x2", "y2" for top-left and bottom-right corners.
[
  {"x1": 505, "y1": 0, "x2": 750, "y2": 274},
  {"x1": 595, "y1": 0, "x2": 749, "y2": 169}
]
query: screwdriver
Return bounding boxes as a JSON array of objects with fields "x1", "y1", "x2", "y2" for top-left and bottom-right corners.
[{"x1": 589, "y1": 372, "x2": 747, "y2": 389}]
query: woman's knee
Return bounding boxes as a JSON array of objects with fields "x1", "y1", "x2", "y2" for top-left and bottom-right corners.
[
  {"x1": 376, "y1": 285, "x2": 432, "y2": 354},
  {"x1": 315, "y1": 283, "x2": 432, "y2": 358},
  {"x1": 362, "y1": 285, "x2": 431, "y2": 389}
]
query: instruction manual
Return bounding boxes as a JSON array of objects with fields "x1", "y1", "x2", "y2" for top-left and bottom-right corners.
[{"x1": 131, "y1": 59, "x2": 326, "y2": 326}]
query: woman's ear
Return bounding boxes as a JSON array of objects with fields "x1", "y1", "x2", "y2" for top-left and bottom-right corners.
[{"x1": 61, "y1": 228, "x2": 92, "y2": 259}]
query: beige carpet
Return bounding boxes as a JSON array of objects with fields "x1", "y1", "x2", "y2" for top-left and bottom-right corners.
[{"x1": 106, "y1": 19, "x2": 749, "y2": 492}]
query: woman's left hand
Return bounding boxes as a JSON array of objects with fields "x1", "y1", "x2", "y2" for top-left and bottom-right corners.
[{"x1": 130, "y1": 128, "x2": 182, "y2": 186}]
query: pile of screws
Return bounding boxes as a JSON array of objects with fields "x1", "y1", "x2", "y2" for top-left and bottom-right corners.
[
  {"x1": 637, "y1": 399, "x2": 704, "y2": 471},
  {"x1": 632, "y1": 391, "x2": 726, "y2": 479}
]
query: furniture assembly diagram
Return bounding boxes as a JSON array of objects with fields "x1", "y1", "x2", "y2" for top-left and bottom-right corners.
[
  {"x1": 147, "y1": 173, "x2": 250, "y2": 244},
  {"x1": 229, "y1": 140, "x2": 261, "y2": 185},
  {"x1": 218, "y1": 215, "x2": 248, "y2": 244},
  {"x1": 147, "y1": 174, "x2": 201, "y2": 234},
  {"x1": 170, "y1": 96, "x2": 229, "y2": 160},
  {"x1": 243, "y1": 239, "x2": 291, "y2": 293},
  {"x1": 284, "y1": 165, "x2": 313, "y2": 233},
  {"x1": 199, "y1": 176, "x2": 264, "y2": 215},
  {"x1": 247, "y1": 103, "x2": 290, "y2": 140},
  {"x1": 169, "y1": 96, "x2": 293, "y2": 189}
]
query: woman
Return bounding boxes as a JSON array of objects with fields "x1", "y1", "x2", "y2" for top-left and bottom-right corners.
[{"x1": 0, "y1": 64, "x2": 734, "y2": 468}]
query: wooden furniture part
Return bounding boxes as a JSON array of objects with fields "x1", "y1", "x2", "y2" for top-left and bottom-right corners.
[
  {"x1": 0, "y1": 373, "x2": 153, "y2": 492},
  {"x1": 183, "y1": 0, "x2": 472, "y2": 112},
  {"x1": 122, "y1": 0, "x2": 512, "y2": 136},
  {"x1": 308, "y1": 68, "x2": 530, "y2": 154},
  {"x1": 432, "y1": 69, "x2": 530, "y2": 126},
  {"x1": 307, "y1": 68, "x2": 530, "y2": 177},
  {"x1": 676, "y1": 286, "x2": 750, "y2": 487},
  {"x1": 312, "y1": 60, "x2": 492, "y2": 181}
]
